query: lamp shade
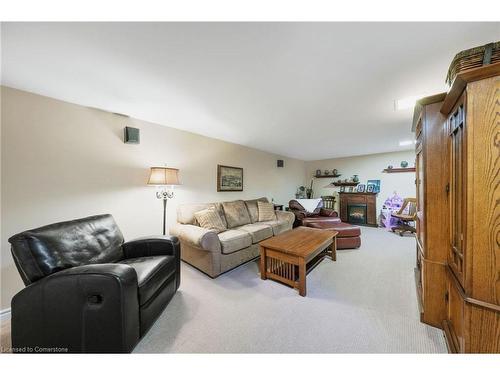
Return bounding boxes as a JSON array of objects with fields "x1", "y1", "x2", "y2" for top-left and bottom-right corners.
[{"x1": 147, "y1": 167, "x2": 180, "y2": 185}]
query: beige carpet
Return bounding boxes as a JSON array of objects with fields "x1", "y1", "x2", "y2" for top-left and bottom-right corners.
[
  {"x1": 134, "y1": 226, "x2": 446, "y2": 353},
  {"x1": 0, "y1": 227, "x2": 446, "y2": 353}
]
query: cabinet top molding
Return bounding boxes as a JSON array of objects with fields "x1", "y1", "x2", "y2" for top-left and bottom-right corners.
[{"x1": 441, "y1": 62, "x2": 500, "y2": 115}]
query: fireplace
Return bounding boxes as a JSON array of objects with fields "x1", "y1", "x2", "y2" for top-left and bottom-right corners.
[
  {"x1": 339, "y1": 192, "x2": 377, "y2": 226},
  {"x1": 348, "y1": 204, "x2": 367, "y2": 225}
]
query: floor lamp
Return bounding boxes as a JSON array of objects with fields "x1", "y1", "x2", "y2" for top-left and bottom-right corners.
[{"x1": 147, "y1": 166, "x2": 181, "y2": 235}]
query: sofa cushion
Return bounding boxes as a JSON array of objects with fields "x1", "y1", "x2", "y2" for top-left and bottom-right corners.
[
  {"x1": 119, "y1": 255, "x2": 176, "y2": 305},
  {"x1": 177, "y1": 203, "x2": 212, "y2": 225},
  {"x1": 218, "y1": 229, "x2": 252, "y2": 254},
  {"x1": 235, "y1": 223, "x2": 273, "y2": 243},
  {"x1": 259, "y1": 219, "x2": 290, "y2": 235},
  {"x1": 194, "y1": 208, "x2": 226, "y2": 233},
  {"x1": 257, "y1": 201, "x2": 277, "y2": 222},
  {"x1": 244, "y1": 197, "x2": 268, "y2": 223},
  {"x1": 222, "y1": 200, "x2": 252, "y2": 228},
  {"x1": 213, "y1": 202, "x2": 228, "y2": 228}
]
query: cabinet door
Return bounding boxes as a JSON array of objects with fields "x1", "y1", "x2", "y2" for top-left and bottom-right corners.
[
  {"x1": 415, "y1": 142, "x2": 425, "y2": 253},
  {"x1": 448, "y1": 101, "x2": 466, "y2": 286}
]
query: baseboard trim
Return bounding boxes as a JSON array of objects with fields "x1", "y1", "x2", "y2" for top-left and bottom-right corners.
[{"x1": 0, "y1": 308, "x2": 11, "y2": 321}]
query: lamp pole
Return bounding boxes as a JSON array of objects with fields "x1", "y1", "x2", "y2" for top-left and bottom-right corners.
[{"x1": 156, "y1": 188, "x2": 174, "y2": 235}]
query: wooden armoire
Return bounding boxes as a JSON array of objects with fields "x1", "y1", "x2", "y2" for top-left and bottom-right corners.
[
  {"x1": 413, "y1": 93, "x2": 448, "y2": 329},
  {"x1": 413, "y1": 62, "x2": 500, "y2": 353}
]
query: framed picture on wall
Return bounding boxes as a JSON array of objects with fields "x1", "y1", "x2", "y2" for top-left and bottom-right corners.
[
  {"x1": 357, "y1": 184, "x2": 366, "y2": 193},
  {"x1": 217, "y1": 165, "x2": 243, "y2": 192}
]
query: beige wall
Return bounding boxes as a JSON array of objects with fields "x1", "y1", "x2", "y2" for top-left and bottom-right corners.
[
  {"x1": 0, "y1": 86, "x2": 306, "y2": 310},
  {"x1": 305, "y1": 150, "x2": 416, "y2": 211}
]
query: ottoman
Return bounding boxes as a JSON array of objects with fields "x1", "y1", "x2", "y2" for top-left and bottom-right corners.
[{"x1": 305, "y1": 221, "x2": 361, "y2": 249}]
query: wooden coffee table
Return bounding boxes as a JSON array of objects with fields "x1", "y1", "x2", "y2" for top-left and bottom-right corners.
[{"x1": 259, "y1": 227, "x2": 338, "y2": 296}]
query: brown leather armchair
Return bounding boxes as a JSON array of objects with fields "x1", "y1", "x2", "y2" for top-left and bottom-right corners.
[
  {"x1": 288, "y1": 199, "x2": 361, "y2": 249},
  {"x1": 288, "y1": 199, "x2": 341, "y2": 228}
]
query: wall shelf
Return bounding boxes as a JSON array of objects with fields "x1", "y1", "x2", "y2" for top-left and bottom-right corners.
[
  {"x1": 314, "y1": 174, "x2": 341, "y2": 178},
  {"x1": 382, "y1": 167, "x2": 416, "y2": 173},
  {"x1": 331, "y1": 182, "x2": 359, "y2": 187}
]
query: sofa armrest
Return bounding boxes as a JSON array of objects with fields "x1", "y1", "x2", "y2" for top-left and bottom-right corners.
[
  {"x1": 122, "y1": 235, "x2": 180, "y2": 259},
  {"x1": 11, "y1": 264, "x2": 139, "y2": 353},
  {"x1": 320, "y1": 208, "x2": 338, "y2": 217},
  {"x1": 123, "y1": 236, "x2": 181, "y2": 289},
  {"x1": 170, "y1": 224, "x2": 221, "y2": 252},
  {"x1": 276, "y1": 210, "x2": 295, "y2": 227}
]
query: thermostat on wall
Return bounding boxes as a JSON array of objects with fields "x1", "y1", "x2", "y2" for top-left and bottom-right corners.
[{"x1": 124, "y1": 126, "x2": 140, "y2": 144}]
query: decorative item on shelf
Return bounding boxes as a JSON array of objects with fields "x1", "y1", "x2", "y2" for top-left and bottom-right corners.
[
  {"x1": 352, "y1": 175, "x2": 360, "y2": 183},
  {"x1": 344, "y1": 178, "x2": 348, "y2": 182},
  {"x1": 340, "y1": 186, "x2": 345, "y2": 192},
  {"x1": 306, "y1": 179, "x2": 314, "y2": 199},
  {"x1": 316, "y1": 169, "x2": 321, "y2": 177},
  {"x1": 217, "y1": 165, "x2": 243, "y2": 192},
  {"x1": 348, "y1": 187, "x2": 354, "y2": 192},
  {"x1": 387, "y1": 165, "x2": 393, "y2": 169},
  {"x1": 324, "y1": 170, "x2": 330, "y2": 175},
  {"x1": 296, "y1": 186, "x2": 307, "y2": 199},
  {"x1": 148, "y1": 166, "x2": 181, "y2": 235},
  {"x1": 400, "y1": 160, "x2": 409, "y2": 168},
  {"x1": 337, "y1": 179, "x2": 342, "y2": 183},
  {"x1": 357, "y1": 184, "x2": 366, "y2": 193},
  {"x1": 367, "y1": 185, "x2": 374, "y2": 193},
  {"x1": 332, "y1": 169, "x2": 338, "y2": 175},
  {"x1": 367, "y1": 179, "x2": 381, "y2": 193}
]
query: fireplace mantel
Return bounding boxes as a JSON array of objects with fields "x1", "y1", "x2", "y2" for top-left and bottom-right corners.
[{"x1": 339, "y1": 192, "x2": 377, "y2": 227}]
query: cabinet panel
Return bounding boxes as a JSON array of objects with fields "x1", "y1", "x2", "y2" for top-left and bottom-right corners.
[
  {"x1": 416, "y1": 146, "x2": 425, "y2": 254},
  {"x1": 466, "y1": 76, "x2": 500, "y2": 304},
  {"x1": 448, "y1": 96, "x2": 466, "y2": 287},
  {"x1": 422, "y1": 260, "x2": 447, "y2": 328},
  {"x1": 445, "y1": 271, "x2": 465, "y2": 353}
]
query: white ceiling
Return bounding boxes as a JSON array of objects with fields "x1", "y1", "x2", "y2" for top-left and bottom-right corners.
[{"x1": 2, "y1": 22, "x2": 499, "y2": 160}]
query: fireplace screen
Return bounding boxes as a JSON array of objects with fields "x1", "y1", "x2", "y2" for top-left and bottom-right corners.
[{"x1": 348, "y1": 204, "x2": 367, "y2": 224}]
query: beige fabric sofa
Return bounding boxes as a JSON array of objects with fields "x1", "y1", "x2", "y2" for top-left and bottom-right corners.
[{"x1": 171, "y1": 197, "x2": 294, "y2": 277}]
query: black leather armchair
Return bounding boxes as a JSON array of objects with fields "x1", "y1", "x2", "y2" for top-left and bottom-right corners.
[{"x1": 8, "y1": 214, "x2": 180, "y2": 353}]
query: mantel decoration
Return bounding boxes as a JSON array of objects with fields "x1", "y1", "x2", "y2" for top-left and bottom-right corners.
[
  {"x1": 148, "y1": 166, "x2": 181, "y2": 235},
  {"x1": 217, "y1": 165, "x2": 243, "y2": 192},
  {"x1": 367, "y1": 179, "x2": 381, "y2": 193}
]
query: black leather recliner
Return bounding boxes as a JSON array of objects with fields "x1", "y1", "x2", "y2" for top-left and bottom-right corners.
[{"x1": 8, "y1": 214, "x2": 180, "y2": 353}]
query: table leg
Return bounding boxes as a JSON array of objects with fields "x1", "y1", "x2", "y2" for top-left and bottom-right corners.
[
  {"x1": 331, "y1": 237, "x2": 337, "y2": 261},
  {"x1": 260, "y1": 246, "x2": 267, "y2": 280},
  {"x1": 298, "y1": 258, "x2": 306, "y2": 296}
]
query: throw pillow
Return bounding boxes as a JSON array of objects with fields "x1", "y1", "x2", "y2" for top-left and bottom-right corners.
[
  {"x1": 194, "y1": 208, "x2": 226, "y2": 233},
  {"x1": 244, "y1": 198, "x2": 269, "y2": 223},
  {"x1": 221, "y1": 200, "x2": 252, "y2": 228},
  {"x1": 257, "y1": 201, "x2": 276, "y2": 222}
]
